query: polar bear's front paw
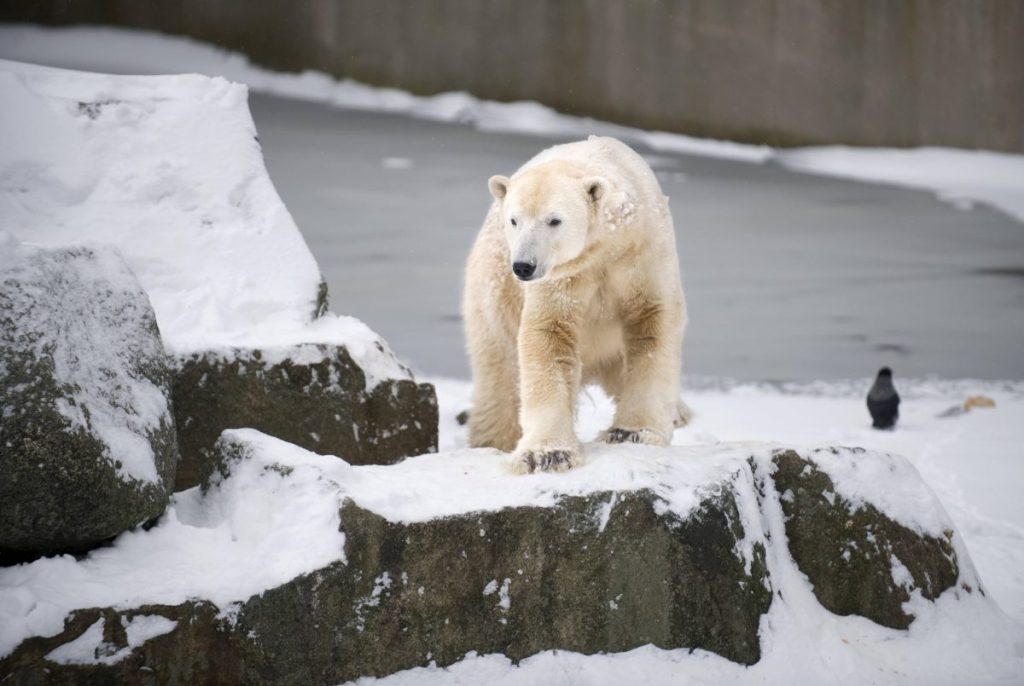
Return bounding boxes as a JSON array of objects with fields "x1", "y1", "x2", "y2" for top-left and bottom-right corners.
[
  {"x1": 601, "y1": 427, "x2": 669, "y2": 446},
  {"x1": 674, "y1": 399, "x2": 694, "y2": 428},
  {"x1": 510, "y1": 447, "x2": 582, "y2": 474}
]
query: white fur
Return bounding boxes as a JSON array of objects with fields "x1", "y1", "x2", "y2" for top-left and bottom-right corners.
[{"x1": 463, "y1": 136, "x2": 688, "y2": 473}]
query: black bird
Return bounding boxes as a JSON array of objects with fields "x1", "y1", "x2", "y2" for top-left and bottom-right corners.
[{"x1": 867, "y1": 367, "x2": 900, "y2": 429}]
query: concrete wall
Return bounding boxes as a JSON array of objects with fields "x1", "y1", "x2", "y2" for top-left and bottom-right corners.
[{"x1": 3, "y1": 0, "x2": 1021, "y2": 152}]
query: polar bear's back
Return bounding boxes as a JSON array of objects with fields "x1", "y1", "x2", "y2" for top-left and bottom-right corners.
[{"x1": 516, "y1": 136, "x2": 664, "y2": 210}]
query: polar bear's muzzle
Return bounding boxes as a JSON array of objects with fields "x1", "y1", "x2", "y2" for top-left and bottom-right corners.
[{"x1": 512, "y1": 261, "x2": 537, "y2": 281}]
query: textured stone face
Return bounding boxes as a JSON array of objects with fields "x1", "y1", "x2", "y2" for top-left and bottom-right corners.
[
  {"x1": 0, "y1": 478, "x2": 771, "y2": 683},
  {"x1": 770, "y1": 449, "x2": 960, "y2": 629},
  {"x1": 0, "y1": 445, "x2": 974, "y2": 683},
  {"x1": 322, "y1": 489, "x2": 771, "y2": 673},
  {"x1": 171, "y1": 345, "x2": 438, "y2": 490},
  {"x1": 0, "y1": 245, "x2": 178, "y2": 556}
]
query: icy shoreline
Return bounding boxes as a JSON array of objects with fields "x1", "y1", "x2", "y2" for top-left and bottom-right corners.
[{"x1": 1, "y1": 24, "x2": 1022, "y2": 224}]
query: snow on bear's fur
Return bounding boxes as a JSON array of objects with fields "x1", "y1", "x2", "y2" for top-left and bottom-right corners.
[{"x1": 463, "y1": 136, "x2": 689, "y2": 474}]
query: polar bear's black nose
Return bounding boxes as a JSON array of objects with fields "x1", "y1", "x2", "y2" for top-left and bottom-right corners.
[{"x1": 512, "y1": 262, "x2": 536, "y2": 281}]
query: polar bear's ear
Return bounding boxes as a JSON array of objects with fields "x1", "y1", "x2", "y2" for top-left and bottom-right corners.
[
  {"x1": 488, "y1": 175, "x2": 511, "y2": 200},
  {"x1": 583, "y1": 177, "x2": 606, "y2": 204}
]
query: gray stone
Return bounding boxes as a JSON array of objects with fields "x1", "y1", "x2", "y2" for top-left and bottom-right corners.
[
  {"x1": 0, "y1": 446, "x2": 771, "y2": 683},
  {"x1": 769, "y1": 448, "x2": 960, "y2": 629},
  {"x1": 170, "y1": 345, "x2": 438, "y2": 490},
  {"x1": 0, "y1": 245, "x2": 178, "y2": 556},
  {"x1": 1, "y1": 445, "x2": 972, "y2": 683}
]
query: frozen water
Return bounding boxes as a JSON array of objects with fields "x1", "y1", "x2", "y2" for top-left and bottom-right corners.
[
  {"x1": 250, "y1": 95, "x2": 1024, "y2": 381},
  {"x1": 1, "y1": 25, "x2": 1021, "y2": 381}
]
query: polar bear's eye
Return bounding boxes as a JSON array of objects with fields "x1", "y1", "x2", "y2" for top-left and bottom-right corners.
[
  {"x1": 510, "y1": 218, "x2": 517, "y2": 227},
  {"x1": 549, "y1": 218, "x2": 561, "y2": 227}
]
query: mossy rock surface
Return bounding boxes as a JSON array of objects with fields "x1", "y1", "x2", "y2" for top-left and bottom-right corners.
[
  {"x1": 0, "y1": 245, "x2": 178, "y2": 557},
  {"x1": 770, "y1": 448, "x2": 959, "y2": 629},
  {"x1": 171, "y1": 344, "x2": 438, "y2": 490},
  {"x1": 1, "y1": 445, "x2": 973, "y2": 684},
  {"x1": 0, "y1": 480, "x2": 770, "y2": 684}
]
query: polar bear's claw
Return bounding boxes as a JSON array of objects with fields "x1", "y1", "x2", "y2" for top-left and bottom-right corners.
[
  {"x1": 604, "y1": 428, "x2": 642, "y2": 444},
  {"x1": 537, "y1": 449, "x2": 574, "y2": 472},
  {"x1": 601, "y1": 427, "x2": 669, "y2": 446},
  {"x1": 511, "y1": 448, "x2": 581, "y2": 474}
]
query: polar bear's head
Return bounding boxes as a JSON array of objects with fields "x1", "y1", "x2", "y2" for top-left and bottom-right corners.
[{"x1": 488, "y1": 162, "x2": 605, "y2": 282}]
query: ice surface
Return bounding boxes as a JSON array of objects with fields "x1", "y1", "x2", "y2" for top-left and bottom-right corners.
[
  {"x1": 0, "y1": 57, "x2": 412, "y2": 386},
  {"x1": 245, "y1": 94, "x2": 1024, "y2": 381},
  {"x1": 0, "y1": 235, "x2": 169, "y2": 483},
  {"x1": 0, "y1": 25, "x2": 770, "y2": 164},
  {"x1": 2, "y1": 24, "x2": 1020, "y2": 223},
  {"x1": 1, "y1": 26, "x2": 1022, "y2": 382}
]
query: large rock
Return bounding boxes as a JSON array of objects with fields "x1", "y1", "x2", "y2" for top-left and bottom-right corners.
[
  {"x1": 0, "y1": 241, "x2": 178, "y2": 556},
  {"x1": 0, "y1": 486, "x2": 771, "y2": 683},
  {"x1": 0, "y1": 433, "x2": 771, "y2": 683},
  {"x1": 770, "y1": 448, "x2": 960, "y2": 629},
  {"x1": 0, "y1": 437, "x2": 979, "y2": 684},
  {"x1": 170, "y1": 345, "x2": 438, "y2": 490}
]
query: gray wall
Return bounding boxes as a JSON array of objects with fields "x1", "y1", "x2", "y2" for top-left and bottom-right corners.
[{"x1": 3, "y1": 0, "x2": 1021, "y2": 152}]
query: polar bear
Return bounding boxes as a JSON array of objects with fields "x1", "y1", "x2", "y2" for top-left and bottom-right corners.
[{"x1": 463, "y1": 136, "x2": 688, "y2": 473}]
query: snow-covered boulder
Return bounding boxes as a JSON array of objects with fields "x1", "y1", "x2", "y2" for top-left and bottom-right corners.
[
  {"x1": 0, "y1": 59, "x2": 438, "y2": 488},
  {"x1": 0, "y1": 238, "x2": 178, "y2": 555},
  {"x1": 0, "y1": 60, "x2": 327, "y2": 348},
  {"x1": 0, "y1": 433, "x2": 992, "y2": 683},
  {"x1": 772, "y1": 448, "x2": 960, "y2": 629}
]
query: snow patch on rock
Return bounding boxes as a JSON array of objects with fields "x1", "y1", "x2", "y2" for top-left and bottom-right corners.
[
  {"x1": 0, "y1": 433, "x2": 346, "y2": 657},
  {"x1": 42, "y1": 615, "x2": 177, "y2": 666},
  {"x1": 0, "y1": 235, "x2": 169, "y2": 483}
]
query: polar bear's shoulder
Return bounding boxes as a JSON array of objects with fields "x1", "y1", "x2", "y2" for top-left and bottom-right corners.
[{"x1": 516, "y1": 136, "x2": 646, "y2": 179}]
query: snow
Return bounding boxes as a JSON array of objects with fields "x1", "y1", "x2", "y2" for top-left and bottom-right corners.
[
  {"x1": 428, "y1": 376, "x2": 1024, "y2": 682},
  {"x1": 775, "y1": 146, "x2": 1024, "y2": 225},
  {"x1": 1, "y1": 21, "x2": 1022, "y2": 684},
  {"x1": 0, "y1": 236, "x2": 169, "y2": 483},
  {"x1": 42, "y1": 615, "x2": 177, "y2": 666},
  {"x1": 1, "y1": 25, "x2": 1020, "y2": 224},
  {"x1": 796, "y1": 447, "x2": 952, "y2": 539},
  {"x1": 338, "y1": 379, "x2": 1024, "y2": 686},
  {"x1": 0, "y1": 57, "x2": 411, "y2": 387},
  {"x1": 123, "y1": 614, "x2": 178, "y2": 648},
  {"x1": 0, "y1": 434, "x2": 347, "y2": 657},
  {"x1": 2, "y1": 378, "x2": 1022, "y2": 684},
  {"x1": 0, "y1": 25, "x2": 770, "y2": 165},
  {"x1": 43, "y1": 619, "x2": 115, "y2": 666}
]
